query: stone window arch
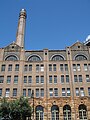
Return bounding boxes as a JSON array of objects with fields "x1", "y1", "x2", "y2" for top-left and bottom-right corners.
[
  {"x1": 74, "y1": 54, "x2": 87, "y2": 61},
  {"x1": 5, "y1": 55, "x2": 19, "y2": 61},
  {"x1": 51, "y1": 105, "x2": 59, "y2": 120},
  {"x1": 79, "y1": 104, "x2": 87, "y2": 120},
  {"x1": 50, "y1": 54, "x2": 65, "y2": 61},
  {"x1": 63, "y1": 105, "x2": 71, "y2": 120},
  {"x1": 36, "y1": 105, "x2": 44, "y2": 120},
  {"x1": 28, "y1": 54, "x2": 42, "y2": 62}
]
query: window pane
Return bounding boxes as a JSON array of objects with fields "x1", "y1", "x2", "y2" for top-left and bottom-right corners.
[
  {"x1": 77, "y1": 64, "x2": 81, "y2": 71},
  {"x1": 66, "y1": 75, "x2": 69, "y2": 83},
  {"x1": 61, "y1": 75, "x2": 64, "y2": 83},
  {"x1": 49, "y1": 88, "x2": 53, "y2": 97},
  {"x1": 13, "y1": 88, "x2": 17, "y2": 96},
  {"x1": 60, "y1": 64, "x2": 63, "y2": 72},
  {"x1": 79, "y1": 75, "x2": 82, "y2": 82},
  {"x1": 67, "y1": 88, "x2": 71, "y2": 96},
  {"x1": 0, "y1": 76, "x2": 4, "y2": 83},
  {"x1": 1, "y1": 64, "x2": 6, "y2": 71},
  {"x1": 80, "y1": 88, "x2": 84, "y2": 97},
  {"x1": 24, "y1": 65, "x2": 28, "y2": 71},
  {"x1": 86, "y1": 75, "x2": 90, "y2": 82},
  {"x1": 5, "y1": 88, "x2": 10, "y2": 97},
  {"x1": 28, "y1": 89, "x2": 31, "y2": 97},
  {"x1": 36, "y1": 65, "x2": 39, "y2": 72},
  {"x1": 73, "y1": 64, "x2": 76, "y2": 71},
  {"x1": 8, "y1": 64, "x2": 12, "y2": 71},
  {"x1": 0, "y1": 89, "x2": 2, "y2": 96},
  {"x1": 41, "y1": 76, "x2": 44, "y2": 84},
  {"x1": 84, "y1": 64, "x2": 88, "y2": 71},
  {"x1": 7, "y1": 76, "x2": 11, "y2": 83},
  {"x1": 41, "y1": 89, "x2": 44, "y2": 97},
  {"x1": 24, "y1": 76, "x2": 27, "y2": 83},
  {"x1": 23, "y1": 89, "x2": 26, "y2": 97},
  {"x1": 65, "y1": 64, "x2": 68, "y2": 71},
  {"x1": 74, "y1": 75, "x2": 78, "y2": 82},
  {"x1": 54, "y1": 88, "x2": 58, "y2": 97},
  {"x1": 88, "y1": 87, "x2": 90, "y2": 96},
  {"x1": 49, "y1": 76, "x2": 52, "y2": 83},
  {"x1": 29, "y1": 65, "x2": 32, "y2": 71},
  {"x1": 75, "y1": 88, "x2": 79, "y2": 96},
  {"x1": 49, "y1": 64, "x2": 52, "y2": 71},
  {"x1": 14, "y1": 76, "x2": 18, "y2": 83},
  {"x1": 36, "y1": 89, "x2": 39, "y2": 97},
  {"x1": 54, "y1": 76, "x2": 57, "y2": 83},
  {"x1": 53, "y1": 64, "x2": 56, "y2": 71},
  {"x1": 36, "y1": 76, "x2": 39, "y2": 83},
  {"x1": 28, "y1": 76, "x2": 32, "y2": 83},
  {"x1": 15, "y1": 64, "x2": 19, "y2": 71},
  {"x1": 62, "y1": 88, "x2": 66, "y2": 96}
]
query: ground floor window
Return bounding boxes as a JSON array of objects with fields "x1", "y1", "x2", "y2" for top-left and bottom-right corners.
[
  {"x1": 51, "y1": 105, "x2": 59, "y2": 120},
  {"x1": 79, "y1": 104, "x2": 87, "y2": 120},
  {"x1": 36, "y1": 105, "x2": 44, "y2": 120},
  {"x1": 63, "y1": 105, "x2": 71, "y2": 120}
]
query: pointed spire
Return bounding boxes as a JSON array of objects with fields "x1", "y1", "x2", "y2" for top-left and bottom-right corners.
[{"x1": 16, "y1": 9, "x2": 27, "y2": 48}]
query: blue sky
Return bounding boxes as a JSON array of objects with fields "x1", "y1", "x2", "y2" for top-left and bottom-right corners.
[{"x1": 0, "y1": 0, "x2": 90, "y2": 50}]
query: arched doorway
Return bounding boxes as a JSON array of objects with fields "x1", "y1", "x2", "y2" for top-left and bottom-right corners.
[
  {"x1": 51, "y1": 105, "x2": 59, "y2": 120},
  {"x1": 63, "y1": 105, "x2": 71, "y2": 120},
  {"x1": 79, "y1": 104, "x2": 87, "y2": 120},
  {"x1": 36, "y1": 105, "x2": 44, "y2": 120}
]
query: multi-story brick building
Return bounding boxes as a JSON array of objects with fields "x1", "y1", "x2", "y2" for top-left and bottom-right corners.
[{"x1": 0, "y1": 9, "x2": 90, "y2": 120}]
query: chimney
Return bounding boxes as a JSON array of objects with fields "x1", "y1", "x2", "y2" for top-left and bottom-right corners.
[{"x1": 16, "y1": 9, "x2": 27, "y2": 48}]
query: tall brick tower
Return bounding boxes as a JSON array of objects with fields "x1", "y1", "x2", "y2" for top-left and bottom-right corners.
[{"x1": 16, "y1": 9, "x2": 27, "y2": 48}]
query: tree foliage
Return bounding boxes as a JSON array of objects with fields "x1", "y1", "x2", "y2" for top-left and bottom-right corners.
[{"x1": 0, "y1": 97, "x2": 32, "y2": 120}]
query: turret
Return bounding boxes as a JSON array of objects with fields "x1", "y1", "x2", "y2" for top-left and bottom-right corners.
[{"x1": 16, "y1": 9, "x2": 27, "y2": 48}]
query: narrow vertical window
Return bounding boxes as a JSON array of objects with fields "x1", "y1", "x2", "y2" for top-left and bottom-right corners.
[
  {"x1": 1, "y1": 64, "x2": 6, "y2": 71},
  {"x1": 24, "y1": 65, "x2": 28, "y2": 71},
  {"x1": 24, "y1": 76, "x2": 27, "y2": 83},
  {"x1": 36, "y1": 89, "x2": 39, "y2": 97},
  {"x1": 13, "y1": 88, "x2": 17, "y2": 97},
  {"x1": 61, "y1": 75, "x2": 64, "y2": 83},
  {"x1": 79, "y1": 75, "x2": 82, "y2": 82},
  {"x1": 53, "y1": 64, "x2": 56, "y2": 71},
  {"x1": 75, "y1": 88, "x2": 79, "y2": 96},
  {"x1": 8, "y1": 64, "x2": 12, "y2": 71},
  {"x1": 28, "y1": 76, "x2": 32, "y2": 83},
  {"x1": 54, "y1": 76, "x2": 57, "y2": 83},
  {"x1": 28, "y1": 89, "x2": 31, "y2": 97},
  {"x1": 49, "y1": 76, "x2": 52, "y2": 83},
  {"x1": 67, "y1": 88, "x2": 70, "y2": 96},
  {"x1": 86, "y1": 75, "x2": 90, "y2": 82},
  {"x1": 84, "y1": 64, "x2": 88, "y2": 71},
  {"x1": 49, "y1": 64, "x2": 52, "y2": 71},
  {"x1": 60, "y1": 64, "x2": 63, "y2": 72},
  {"x1": 80, "y1": 88, "x2": 84, "y2": 97},
  {"x1": 65, "y1": 64, "x2": 68, "y2": 71},
  {"x1": 74, "y1": 75, "x2": 78, "y2": 82},
  {"x1": 88, "y1": 87, "x2": 90, "y2": 96},
  {"x1": 77, "y1": 64, "x2": 81, "y2": 71},
  {"x1": 40, "y1": 64, "x2": 44, "y2": 72},
  {"x1": 23, "y1": 89, "x2": 26, "y2": 97},
  {"x1": 36, "y1": 76, "x2": 39, "y2": 84},
  {"x1": 14, "y1": 75, "x2": 18, "y2": 84},
  {"x1": 36, "y1": 64, "x2": 39, "y2": 72},
  {"x1": 7, "y1": 76, "x2": 11, "y2": 84},
  {"x1": 73, "y1": 64, "x2": 76, "y2": 71},
  {"x1": 41, "y1": 76, "x2": 44, "y2": 84},
  {"x1": 5, "y1": 88, "x2": 10, "y2": 97},
  {"x1": 0, "y1": 88, "x2": 2, "y2": 96},
  {"x1": 62, "y1": 88, "x2": 66, "y2": 96},
  {"x1": 15, "y1": 64, "x2": 19, "y2": 71},
  {"x1": 40, "y1": 88, "x2": 44, "y2": 97},
  {"x1": 0, "y1": 76, "x2": 4, "y2": 83},
  {"x1": 49, "y1": 88, "x2": 53, "y2": 97},
  {"x1": 54, "y1": 88, "x2": 58, "y2": 97},
  {"x1": 66, "y1": 75, "x2": 69, "y2": 83},
  {"x1": 29, "y1": 64, "x2": 32, "y2": 71}
]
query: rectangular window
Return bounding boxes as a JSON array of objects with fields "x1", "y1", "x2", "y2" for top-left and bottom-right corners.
[
  {"x1": 65, "y1": 64, "x2": 68, "y2": 71},
  {"x1": 41, "y1": 76, "x2": 44, "y2": 84},
  {"x1": 5, "y1": 88, "x2": 10, "y2": 97},
  {"x1": 54, "y1": 76, "x2": 57, "y2": 83},
  {"x1": 86, "y1": 75, "x2": 90, "y2": 82},
  {"x1": 28, "y1": 76, "x2": 32, "y2": 83},
  {"x1": 77, "y1": 64, "x2": 81, "y2": 71},
  {"x1": 0, "y1": 89, "x2": 2, "y2": 96},
  {"x1": 80, "y1": 88, "x2": 84, "y2": 97},
  {"x1": 79, "y1": 75, "x2": 82, "y2": 82},
  {"x1": 40, "y1": 88, "x2": 44, "y2": 97},
  {"x1": 66, "y1": 75, "x2": 69, "y2": 83},
  {"x1": 75, "y1": 88, "x2": 79, "y2": 96},
  {"x1": 0, "y1": 76, "x2": 4, "y2": 83},
  {"x1": 36, "y1": 76, "x2": 39, "y2": 83},
  {"x1": 28, "y1": 89, "x2": 31, "y2": 97},
  {"x1": 49, "y1": 88, "x2": 53, "y2": 97},
  {"x1": 73, "y1": 64, "x2": 76, "y2": 71},
  {"x1": 60, "y1": 64, "x2": 63, "y2": 72},
  {"x1": 53, "y1": 64, "x2": 56, "y2": 71},
  {"x1": 40, "y1": 64, "x2": 44, "y2": 72},
  {"x1": 7, "y1": 76, "x2": 11, "y2": 83},
  {"x1": 24, "y1": 76, "x2": 27, "y2": 83},
  {"x1": 29, "y1": 65, "x2": 32, "y2": 71},
  {"x1": 61, "y1": 75, "x2": 64, "y2": 83},
  {"x1": 1, "y1": 64, "x2": 6, "y2": 71},
  {"x1": 23, "y1": 89, "x2": 26, "y2": 97},
  {"x1": 36, "y1": 65, "x2": 39, "y2": 72},
  {"x1": 14, "y1": 75, "x2": 18, "y2": 83},
  {"x1": 54, "y1": 88, "x2": 58, "y2": 97},
  {"x1": 49, "y1": 64, "x2": 52, "y2": 71},
  {"x1": 62, "y1": 88, "x2": 66, "y2": 96},
  {"x1": 67, "y1": 88, "x2": 70, "y2": 96},
  {"x1": 49, "y1": 76, "x2": 52, "y2": 83},
  {"x1": 84, "y1": 64, "x2": 88, "y2": 71},
  {"x1": 88, "y1": 87, "x2": 90, "y2": 96},
  {"x1": 13, "y1": 88, "x2": 17, "y2": 96},
  {"x1": 15, "y1": 64, "x2": 19, "y2": 71},
  {"x1": 36, "y1": 89, "x2": 39, "y2": 97},
  {"x1": 8, "y1": 64, "x2": 12, "y2": 71},
  {"x1": 88, "y1": 64, "x2": 90, "y2": 71},
  {"x1": 24, "y1": 65, "x2": 28, "y2": 71},
  {"x1": 74, "y1": 75, "x2": 78, "y2": 82}
]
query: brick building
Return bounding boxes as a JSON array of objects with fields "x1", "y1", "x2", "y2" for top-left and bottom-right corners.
[{"x1": 0, "y1": 9, "x2": 90, "y2": 120}]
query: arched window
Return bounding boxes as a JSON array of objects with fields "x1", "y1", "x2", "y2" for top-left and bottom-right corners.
[
  {"x1": 51, "y1": 55, "x2": 64, "y2": 61},
  {"x1": 36, "y1": 105, "x2": 44, "y2": 120},
  {"x1": 5, "y1": 55, "x2": 18, "y2": 61},
  {"x1": 28, "y1": 55, "x2": 42, "y2": 62},
  {"x1": 75, "y1": 55, "x2": 87, "y2": 61},
  {"x1": 63, "y1": 105, "x2": 71, "y2": 120},
  {"x1": 79, "y1": 104, "x2": 87, "y2": 120},
  {"x1": 51, "y1": 105, "x2": 59, "y2": 120}
]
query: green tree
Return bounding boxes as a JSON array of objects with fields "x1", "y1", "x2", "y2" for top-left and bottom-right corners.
[{"x1": 0, "y1": 97, "x2": 32, "y2": 120}]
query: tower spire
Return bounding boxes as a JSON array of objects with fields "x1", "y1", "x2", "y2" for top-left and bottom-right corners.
[{"x1": 16, "y1": 9, "x2": 27, "y2": 48}]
